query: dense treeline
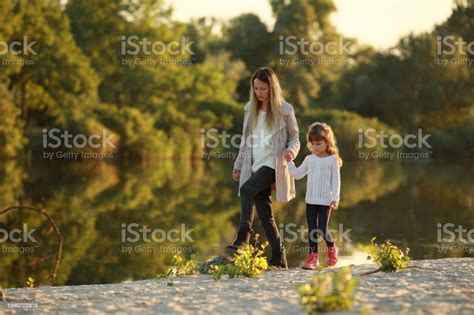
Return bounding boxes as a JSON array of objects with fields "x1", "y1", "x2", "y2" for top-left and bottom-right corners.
[{"x1": 0, "y1": 0, "x2": 472, "y2": 159}]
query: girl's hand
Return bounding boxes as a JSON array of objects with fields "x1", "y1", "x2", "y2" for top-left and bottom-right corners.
[
  {"x1": 329, "y1": 201, "x2": 338, "y2": 210},
  {"x1": 283, "y1": 149, "x2": 294, "y2": 161},
  {"x1": 233, "y1": 169, "x2": 240, "y2": 181}
]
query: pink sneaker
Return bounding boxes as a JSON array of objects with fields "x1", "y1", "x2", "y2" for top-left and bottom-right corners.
[
  {"x1": 302, "y1": 252, "x2": 319, "y2": 270},
  {"x1": 327, "y1": 246, "x2": 338, "y2": 266}
]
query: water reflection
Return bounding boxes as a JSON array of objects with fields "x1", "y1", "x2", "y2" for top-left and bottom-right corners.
[{"x1": 0, "y1": 158, "x2": 472, "y2": 288}]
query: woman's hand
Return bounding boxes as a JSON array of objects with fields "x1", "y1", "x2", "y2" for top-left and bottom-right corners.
[
  {"x1": 329, "y1": 201, "x2": 338, "y2": 211},
  {"x1": 233, "y1": 169, "x2": 241, "y2": 181}
]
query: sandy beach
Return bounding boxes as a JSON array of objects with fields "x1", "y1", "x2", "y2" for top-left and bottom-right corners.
[{"x1": 1, "y1": 257, "x2": 473, "y2": 314}]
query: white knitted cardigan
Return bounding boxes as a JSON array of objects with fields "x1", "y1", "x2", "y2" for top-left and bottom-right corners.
[{"x1": 288, "y1": 154, "x2": 341, "y2": 206}]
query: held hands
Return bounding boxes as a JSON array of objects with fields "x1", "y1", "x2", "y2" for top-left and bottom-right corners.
[
  {"x1": 283, "y1": 149, "x2": 295, "y2": 162},
  {"x1": 233, "y1": 169, "x2": 240, "y2": 181},
  {"x1": 329, "y1": 201, "x2": 339, "y2": 211}
]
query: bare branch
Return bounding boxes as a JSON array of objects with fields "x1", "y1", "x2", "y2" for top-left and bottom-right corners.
[{"x1": 0, "y1": 205, "x2": 63, "y2": 286}]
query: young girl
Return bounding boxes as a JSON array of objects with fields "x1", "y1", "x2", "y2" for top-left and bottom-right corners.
[{"x1": 284, "y1": 122, "x2": 342, "y2": 269}]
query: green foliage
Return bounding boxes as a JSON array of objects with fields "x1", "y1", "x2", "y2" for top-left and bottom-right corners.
[
  {"x1": 26, "y1": 277, "x2": 35, "y2": 288},
  {"x1": 224, "y1": 13, "x2": 272, "y2": 71},
  {"x1": 430, "y1": 115, "x2": 474, "y2": 159},
  {"x1": 159, "y1": 237, "x2": 269, "y2": 282},
  {"x1": 232, "y1": 241, "x2": 269, "y2": 278},
  {"x1": 95, "y1": 104, "x2": 170, "y2": 157},
  {"x1": 366, "y1": 237, "x2": 411, "y2": 272},
  {"x1": 0, "y1": 0, "x2": 470, "y2": 159},
  {"x1": 206, "y1": 262, "x2": 240, "y2": 281},
  {"x1": 335, "y1": 32, "x2": 472, "y2": 130},
  {"x1": 297, "y1": 266, "x2": 358, "y2": 314},
  {"x1": 160, "y1": 253, "x2": 198, "y2": 277},
  {"x1": 0, "y1": 86, "x2": 26, "y2": 158},
  {"x1": 222, "y1": 0, "x2": 350, "y2": 108},
  {"x1": 298, "y1": 108, "x2": 401, "y2": 159},
  {"x1": 208, "y1": 264, "x2": 224, "y2": 281},
  {"x1": 332, "y1": 0, "x2": 474, "y2": 159},
  {"x1": 208, "y1": 235, "x2": 269, "y2": 281},
  {"x1": 158, "y1": 253, "x2": 198, "y2": 279},
  {"x1": 4, "y1": 0, "x2": 99, "y2": 129}
]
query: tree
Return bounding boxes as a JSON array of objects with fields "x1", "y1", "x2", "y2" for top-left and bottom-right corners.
[
  {"x1": 1, "y1": 0, "x2": 100, "y2": 133},
  {"x1": 0, "y1": 86, "x2": 25, "y2": 158}
]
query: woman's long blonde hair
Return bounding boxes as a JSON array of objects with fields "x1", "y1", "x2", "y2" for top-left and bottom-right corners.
[
  {"x1": 249, "y1": 67, "x2": 282, "y2": 131},
  {"x1": 307, "y1": 122, "x2": 343, "y2": 167}
]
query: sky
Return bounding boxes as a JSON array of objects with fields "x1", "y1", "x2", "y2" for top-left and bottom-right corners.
[{"x1": 168, "y1": 0, "x2": 455, "y2": 49}]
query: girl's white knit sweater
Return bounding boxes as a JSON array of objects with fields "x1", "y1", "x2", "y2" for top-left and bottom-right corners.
[{"x1": 287, "y1": 154, "x2": 341, "y2": 206}]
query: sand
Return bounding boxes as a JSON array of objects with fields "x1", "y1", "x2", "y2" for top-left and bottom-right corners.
[{"x1": 1, "y1": 258, "x2": 473, "y2": 314}]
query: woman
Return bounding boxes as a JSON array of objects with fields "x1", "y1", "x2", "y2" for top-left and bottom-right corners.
[{"x1": 227, "y1": 67, "x2": 300, "y2": 269}]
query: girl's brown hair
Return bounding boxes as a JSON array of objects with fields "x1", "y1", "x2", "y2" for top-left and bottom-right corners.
[
  {"x1": 249, "y1": 67, "x2": 282, "y2": 131},
  {"x1": 307, "y1": 122, "x2": 343, "y2": 167}
]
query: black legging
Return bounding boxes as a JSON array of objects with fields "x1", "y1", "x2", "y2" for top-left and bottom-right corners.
[
  {"x1": 239, "y1": 166, "x2": 283, "y2": 252},
  {"x1": 306, "y1": 204, "x2": 334, "y2": 253}
]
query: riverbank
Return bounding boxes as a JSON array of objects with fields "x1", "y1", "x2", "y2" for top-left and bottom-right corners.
[{"x1": 2, "y1": 258, "x2": 473, "y2": 314}]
